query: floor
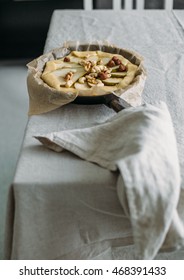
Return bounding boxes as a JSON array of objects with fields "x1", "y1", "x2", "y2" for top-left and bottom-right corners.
[{"x1": 0, "y1": 60, "x2": 29, "y2": 259}]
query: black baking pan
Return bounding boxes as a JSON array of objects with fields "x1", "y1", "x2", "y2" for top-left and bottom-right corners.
[{"x1": 73, "y1": 93, "x2": 130, "y2": 112}]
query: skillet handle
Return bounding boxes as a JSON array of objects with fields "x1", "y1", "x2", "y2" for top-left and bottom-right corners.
[
  {"x1": 108, "y1": 98, "x2": 125, "y2": 112},
  {"x1": 104, "y1": 95, "x2": 125, "y2": 112}
]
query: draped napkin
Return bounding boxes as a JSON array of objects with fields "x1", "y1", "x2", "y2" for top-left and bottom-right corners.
[{"x1": 35, "y1": 101, "x2": 184, "y2": 259}]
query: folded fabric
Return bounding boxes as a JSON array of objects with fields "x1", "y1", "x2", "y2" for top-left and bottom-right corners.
[{"x1": 35, "y1": 101, "x2": 184, "y2": 259}]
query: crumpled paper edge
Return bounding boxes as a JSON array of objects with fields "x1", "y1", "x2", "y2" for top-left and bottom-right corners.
[{"x1": 27, "y1": 40, "x2": 147, "y2": 115}]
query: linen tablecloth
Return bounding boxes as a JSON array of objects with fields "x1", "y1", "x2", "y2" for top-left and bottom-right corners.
[{"x1": 4, "y1": 10, "x2": 184, "y2": 260}]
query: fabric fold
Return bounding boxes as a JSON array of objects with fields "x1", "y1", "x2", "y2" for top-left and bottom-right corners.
[{"x1": 34, "y1": 101, "x2": 184, "y2": 259}]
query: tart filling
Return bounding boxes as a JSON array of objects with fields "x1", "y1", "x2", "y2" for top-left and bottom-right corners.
[{"x1": 41, "y1": 51, "x2": 138, "y2": 95}]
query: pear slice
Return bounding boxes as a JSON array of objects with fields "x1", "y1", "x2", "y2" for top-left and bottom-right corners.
[
  {"x1": 65, "y1": 69, "x2": 87, "y2": 88},
  {"x1": 110, "y1": 66, "x2": 119, "y2": 72},
  {"x1": 51, "y1": 68, "x2": 77, "y2": 77},
  {"x1": 41, "y1": 72, "x2": 66, "y2": 90},
  {"x1": 43, "y1": 60, "x2": 82, "y2": 74},
  {"x1": 103, "y1": 78, "x2": 122, "y2": 86},
  {"x1": 42, "y1": 68, "x2": 86, "y2": 89},
  {"x1": 71, "y1": 51, "x2": 97, "y2": 58},
  {"x1": 55, "y1": 61, "x2": 83, "y2": 69},
  {"x1": 86, "y1": 55, "x2": 99, "y2": 63},
  {"x1": 97, "y1": 51, "x2": 128, "y2": 65},
  {"x1": 66, "y1": 56, "x2": 83, "y2": 64},
  {"x1": 111, "y1": 72, "x2": 127, "y2": 78},
  {"x1": 43, "y1": 61, "x2": 57, "y2": 74},
  {"x1": 87, "y1": 81, "x2": 104, "y2": 87},
  {"x1": 42, "y1": 68, "x2": 78, "y2": 82},
  {"x1": 74, "y1": 82, "x2": 90, "y2": 90},
  {"x1": 96, "y1": 51, "x2": 113, "y2": 58},
  {"x1": 100, "y1": 57, "x2": 111, "y2": 65}
]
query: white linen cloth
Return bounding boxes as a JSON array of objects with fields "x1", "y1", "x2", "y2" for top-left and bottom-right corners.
[{"x1": 35, "y1": 101, "x2": 184, "y2": 259}]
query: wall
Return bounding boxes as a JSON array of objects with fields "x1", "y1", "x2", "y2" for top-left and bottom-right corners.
[
  {"x1": 0, "y1": 0, "x2": 83, "y2": 59},
  {"x1": 1, "y1": 0, "x2": 184, "y2": 59}
]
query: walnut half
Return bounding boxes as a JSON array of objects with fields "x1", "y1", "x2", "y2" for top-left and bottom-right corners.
[{"x1": 65, "y1": 71, "x2": 74, "y2": 82}]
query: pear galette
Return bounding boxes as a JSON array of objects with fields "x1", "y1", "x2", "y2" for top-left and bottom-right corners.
[{"x1": 41, "y1": 50, "x2": 138, "y2": 95}]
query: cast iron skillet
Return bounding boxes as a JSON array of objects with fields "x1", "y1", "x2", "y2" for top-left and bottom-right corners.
[
  {"x1": 67, "y1": 44, "x2": 142, "y2": 112},
  {"x1": 73, "y1": 93, "x2": 130, "y2": 113},
  {"x1": 66, "y1": 45, "x2": 142, "y2": 112}
]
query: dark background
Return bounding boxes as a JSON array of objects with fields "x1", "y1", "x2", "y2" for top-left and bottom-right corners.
[
  {"x1": 0, "y1": 0, "x2": 184, "y2": 59},
  {"x1": 0, "y1": 0, "x2": 83, "y2": 59}
]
